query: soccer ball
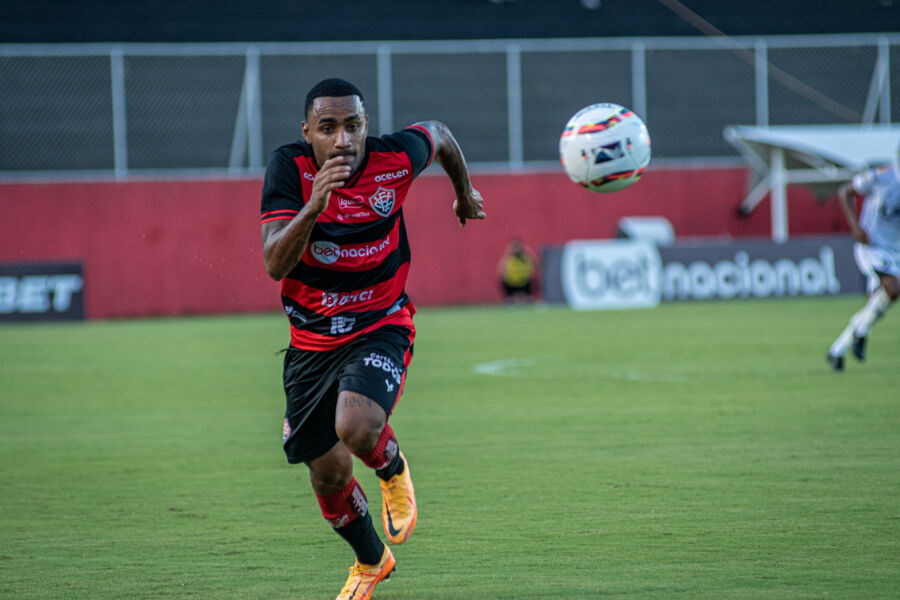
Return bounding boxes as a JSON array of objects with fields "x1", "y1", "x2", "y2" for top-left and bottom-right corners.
[{"x1": 558, "y1": 103, "x2": 651, "y2": 193}]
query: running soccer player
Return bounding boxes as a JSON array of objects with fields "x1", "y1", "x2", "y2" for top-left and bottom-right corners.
[
  {"x1": 826, "y1": 144, "x2": 900, "y2": 371},
  {"x1": 260, "y1": 78, "x2": 485, "y2": 599}
]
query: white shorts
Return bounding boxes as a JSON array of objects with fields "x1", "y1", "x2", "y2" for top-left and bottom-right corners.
[{"x1": 854, "y1": 242, "x2": 900, "y2": 292}]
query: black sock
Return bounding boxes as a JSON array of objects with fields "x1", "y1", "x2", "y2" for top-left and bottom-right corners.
[
  {"x1": 334, "y1": 512, "x2": 384, "y2": 565},
  {"x1": 375, "y1": 451, "x2": 404, "y2": 481}
]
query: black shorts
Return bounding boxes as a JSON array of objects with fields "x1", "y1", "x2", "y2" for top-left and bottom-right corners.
[
  {"x1": 502, "y1": 280, "x2": 532, "y2": 296},
  {"x1": 281, "y1": 324, "x2": 415, "y2": 464}
]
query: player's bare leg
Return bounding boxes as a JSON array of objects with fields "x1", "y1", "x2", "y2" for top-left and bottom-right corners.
[{"x1": 336, "y1": 391, "x2": 417, "y2": 545}]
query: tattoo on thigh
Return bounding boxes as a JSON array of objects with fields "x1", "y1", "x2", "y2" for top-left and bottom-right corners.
[{"x1": 343, "y1": 393, "x2": 373, "y2": 408}]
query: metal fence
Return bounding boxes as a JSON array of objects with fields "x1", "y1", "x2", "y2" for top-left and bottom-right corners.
[{"x1": 0, "y1": 33, "x2": 897, "y2": 180}]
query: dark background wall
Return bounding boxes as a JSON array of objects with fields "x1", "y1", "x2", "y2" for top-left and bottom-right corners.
[{"x1": 2, "y1": 0, "x2": 896, "y2": 44}]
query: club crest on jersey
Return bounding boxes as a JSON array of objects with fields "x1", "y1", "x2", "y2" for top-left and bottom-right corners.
[{"x1": 368, "y1": 187, "x2": 396, "y2": 217}]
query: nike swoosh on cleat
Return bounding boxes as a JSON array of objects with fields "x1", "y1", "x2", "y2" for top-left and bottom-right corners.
[{"x1": 385, "y1": 505, "x2": 403, "y2": 537}]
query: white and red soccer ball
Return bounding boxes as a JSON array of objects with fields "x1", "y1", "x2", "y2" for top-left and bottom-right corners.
[{"x1": 558, "y1": 103, "x2": 651, "y2": 193}]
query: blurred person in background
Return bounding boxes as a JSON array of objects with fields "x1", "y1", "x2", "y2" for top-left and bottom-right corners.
[
  {"x1": 497, "y1": 237, "x2": 538, "y2": 305},
  {"x1": 826, "y1": 143, "x2": 900, "y2": 371},
  {"x1": 260, "y1": 78, "x2": 485, "y2": 599}
]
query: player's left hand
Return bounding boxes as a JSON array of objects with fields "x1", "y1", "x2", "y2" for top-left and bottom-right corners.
[{"x1": 454, "y1": 189, "x2": 486, "y2": 226}]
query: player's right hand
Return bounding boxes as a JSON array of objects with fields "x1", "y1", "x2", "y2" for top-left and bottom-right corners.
[
  {"x1": 309, "y1": 155, "x2": 352, "y2": 215},
  {"x1": 454, "y1": 188, "x2": 486, "y2": 226}
]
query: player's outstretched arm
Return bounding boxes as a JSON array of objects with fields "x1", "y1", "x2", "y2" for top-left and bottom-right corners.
[
  {"x1": 836, "y1": 181, "x2": 869, "y2": 245},
  {"x1": 414, "y1": 120, "x2": 486, "y2": 226}
]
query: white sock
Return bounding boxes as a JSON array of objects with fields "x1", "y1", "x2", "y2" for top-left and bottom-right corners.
[
  {"x1": 853, "y1": 287, "x2": 891, "y2": 338},
  {"x1": 830, "y1": 310, "x2": 864, "y2": 357}
]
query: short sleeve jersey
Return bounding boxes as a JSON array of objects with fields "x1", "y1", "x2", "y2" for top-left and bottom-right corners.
[
  {"x1": 260, "y1": 125, "x2": 435, "y2": 350},
  {"x1": 852, "y1": 163, "x2": 900, "y2": 252}
]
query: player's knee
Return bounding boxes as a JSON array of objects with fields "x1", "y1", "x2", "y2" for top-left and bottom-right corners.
[
  {"x1": 335, "y1": 418, "x2": 382, "y2": 455},
  {"x1": 335, "y1": 391, "x2": 386, "y2": 454}
]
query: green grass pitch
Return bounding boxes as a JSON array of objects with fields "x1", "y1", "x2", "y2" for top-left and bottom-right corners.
[{"x1": 1, "y1": 297, "x2": 899, "y2": 599}]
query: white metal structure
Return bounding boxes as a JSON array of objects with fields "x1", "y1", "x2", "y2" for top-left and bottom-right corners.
[{"x1": 724, "y1": 124, "x2": 900, "y2": 242}]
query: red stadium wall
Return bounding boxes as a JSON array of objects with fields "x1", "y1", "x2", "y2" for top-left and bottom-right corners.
[{"x1": 0, "y1": 167, "x2": 850, "y2": 318}]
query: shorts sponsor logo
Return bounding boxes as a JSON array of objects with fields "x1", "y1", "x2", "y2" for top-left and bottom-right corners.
[
  {"x1": 321, "y1": 289, "x2": 374, "y2": 308},
  {"x1": 311, "y1": 236, "x2": 391, "y2": 265},
  {"x1": 374, "y1": 169, "x2": 408, "y2": 183},
  {"x1": 363, "y1": 352, "x2": 403, "y2": 385},
  {"x1": 368, "y1": 187, "x2": 396, "y2": 217},
  {"x1": 282, "y1": 418, "x2": 291, "y2": 442}
]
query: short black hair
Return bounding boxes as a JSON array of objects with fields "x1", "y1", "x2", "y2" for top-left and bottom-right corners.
[{"x1": 304, "y1": 78, "x2": 365, "y2": 119}]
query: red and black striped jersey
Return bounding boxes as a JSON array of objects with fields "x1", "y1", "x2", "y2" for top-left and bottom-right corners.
[{"x1": 260, "y1": 125, "x2": 435, "y2": 350}]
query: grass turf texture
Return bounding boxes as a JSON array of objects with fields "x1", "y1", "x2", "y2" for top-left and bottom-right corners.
[{"x1": 1, "y1": 298, "x2": 898, "y2": 599}]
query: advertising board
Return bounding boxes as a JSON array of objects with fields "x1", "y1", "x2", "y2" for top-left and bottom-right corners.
[
  {"x1": 0, "y1": 262, "x2": 85, "y2": 322},
  {"x1": 542, "y1": 237, "x2": 863, "y2": 309}
]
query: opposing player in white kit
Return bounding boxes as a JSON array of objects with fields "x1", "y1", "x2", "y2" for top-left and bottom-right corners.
[{"x1": 826, "y1": 146, "x2": 900, "y2": 371}]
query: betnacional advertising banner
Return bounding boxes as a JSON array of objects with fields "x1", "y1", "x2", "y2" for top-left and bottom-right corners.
[
  {"x1": 542, "y1": 237, "x2": 864, "y2": 310},
  {"x1": 0, "y1": 262, "x2": 85, "y2": 322}
]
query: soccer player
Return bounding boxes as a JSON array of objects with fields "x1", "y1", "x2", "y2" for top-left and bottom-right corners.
[
  {"x1": 826, "y1": 145, "x2": 900, "y2": 371},
  {"x1": 260, "y1": 78, "x2": 485, "y2": 599}
]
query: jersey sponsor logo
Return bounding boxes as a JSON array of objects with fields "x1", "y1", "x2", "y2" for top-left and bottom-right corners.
[
  {"x1": 374, "y1": 168, "x2": 409, "y2": 183},
  {"x1": 310, "y1": 241, "x2": 341, "y2": 265},
  {"x1": 338, "y1": 195, "x2": 367, "y2": 210},
  {"x1": 330, "y1": 315, "x2": 356, "y2": 335},
  {"x1": 310, "y1": 236, "x2": 392, "y2": 265},
  {"x1": 368, "y1": 187, "x2": 396, "y2": 217},
  {"x1": 283, "y1": 304, "x2": 307, "y2": 323},
  {"x1": 303, "y1": 171, "x2": 315, "y2": 182},
  {"x1": 337, "y1": 211, "x2": 374, "y2": 221},
  {"x1": 321, "y1": 289, "x2": 375, "y2": 308},
  {"x1": 363, "y1": 352, "x2": 403, "y2": 385}
]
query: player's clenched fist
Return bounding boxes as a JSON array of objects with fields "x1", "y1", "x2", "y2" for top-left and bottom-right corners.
[
  {"x1": 309, "y1": 155, "x2": 352, "y2": 215},
  {"x1": 454, "y1": 188, "x2": 486, "y2": 226}
]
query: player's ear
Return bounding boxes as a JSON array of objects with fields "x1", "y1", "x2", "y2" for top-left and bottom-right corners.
[{"x1": 300, "y1": 121, "x2": 310, "y2": 144}]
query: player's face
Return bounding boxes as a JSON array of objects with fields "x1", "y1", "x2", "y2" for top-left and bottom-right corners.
[{"x1": 302, "y1": 95, "x2": 368, "y2": 175}]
